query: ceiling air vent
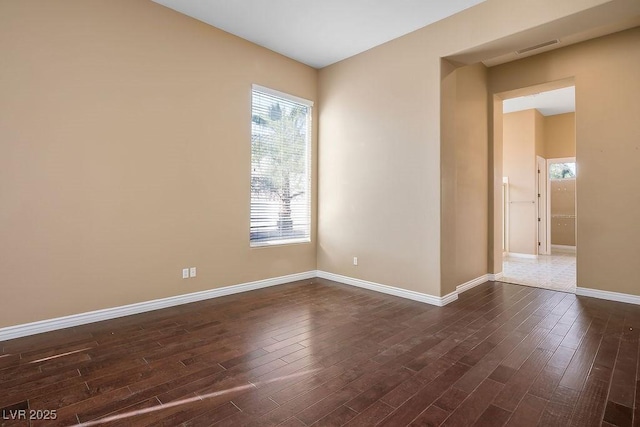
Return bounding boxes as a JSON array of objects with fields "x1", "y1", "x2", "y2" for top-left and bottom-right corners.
[{"x1": 516, "y1": 39, "x2": 559, "y2": 55}]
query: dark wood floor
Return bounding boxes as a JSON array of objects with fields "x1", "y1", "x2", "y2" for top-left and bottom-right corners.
[{"x1": 1, "y1": 279, "x2": 640, "y2": 426}]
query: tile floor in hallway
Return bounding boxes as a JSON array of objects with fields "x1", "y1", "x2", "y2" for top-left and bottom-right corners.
[{"x1": 502, "y1": 251, "x2": 576, "y2": 293}]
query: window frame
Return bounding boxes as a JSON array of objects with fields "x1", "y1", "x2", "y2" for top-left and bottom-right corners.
[
  {"x1": 249, "y1": 84, "x2": 313, "y2": 248},
  {"x1": 548, "y1": 161, "x2": 577, "y2": 181}
]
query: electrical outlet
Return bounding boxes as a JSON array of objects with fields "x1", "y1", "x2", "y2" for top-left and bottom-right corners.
[
  {"x1": 189, "y1": 267, "x2": 197, "y2": 278},
  {"x1": 353, "y1": 257, "x2": 358, "y2": 266},
  {"x1": 182, "y1": 268, "x2": 189, "y2": 279}
]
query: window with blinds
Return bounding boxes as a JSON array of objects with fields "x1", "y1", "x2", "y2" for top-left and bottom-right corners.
[{"x1": 250, "y1": 85, "x2": 312, "y2": 246}]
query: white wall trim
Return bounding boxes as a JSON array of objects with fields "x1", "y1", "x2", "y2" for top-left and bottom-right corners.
[
  {"x1": 488, "y1": 272, "x2": 504, "y2": 281},
  {"x1": 2, "y1": 270, "x2": 508, "y2": 341},
  {"x1": 503, "y1": 177, "x2": 510, "y2": 254},
  {"x1": 551, "y1": 244, "x2": 576, "y2": 253},
  {"x1": 506, "y1": 252, "x2": 538, "y2": 259},
  {"x1": 316, "y1": 270, "x2": 457, "y2": 307},
  {"x1": 537, "y1": 155, "x2": 549, "y2": 255},
  {"x1": 440, "y1": 291, "x2": 459, "y2": 306},
  {"x1": 576, "y1": 287, "x2": 640, "y2": 306},
  {"x1": 456, "y1": 275, "x2": 490, "y2": 294},
  {"x1": 0, "y1": 271, "x2": 316, "y2": 342}
]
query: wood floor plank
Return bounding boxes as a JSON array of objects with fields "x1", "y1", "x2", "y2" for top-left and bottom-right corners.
[
  {"x1": 344, "y1": 400, "x2": 394, "y2": 426},
  {"x1": 589, "y1": 311, "x2": 624, "y2": 383},
  {"x1": 408, "y1": 404, "x2": 450, "y2": 426},
  {"x1": 538, "y1": 401, "x2": 574, "y2": 426},
  {"x1": 608, "y1": 321, "x2": 640, "y2": 408},
  {"x1": 559, "y1": 315, "x2": 608, "y2": 391},
  {"x1": 378, "y1": 362, "x2": 471, "y2": 426},
  {"x1": 441, "y1": 378, "x2": 504, "y2": 426},
  {"x1": 474, "y1": 404, "x2": 512, "y2": 426},
  {"x1": 492, "y1": 347, "x2": 555, "y2": 411},
  {"x1": 506, "y1": 393, "x2": 548, "y2": 427},
  {"x1": 569, "y1": 377, "x2": 609, "y2": 427},
  {"x1": 312, "y1": 405, "x2": 358, "y2": 426},
  {"x1": 528, "y1": 345, "x2": 576, "y2": 400}
]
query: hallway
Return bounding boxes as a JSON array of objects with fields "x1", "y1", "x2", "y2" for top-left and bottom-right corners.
[{"x1": 502, "y1": 251, "x2": 576, "y2": 293}]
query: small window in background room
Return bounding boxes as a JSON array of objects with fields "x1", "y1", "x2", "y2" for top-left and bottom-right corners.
[
  {"x1": 549, "y1": 162, "x2": 576, "y2": 180},
  {"x1": 250, "y1": 85, "x2": 312, "y2": 246}
]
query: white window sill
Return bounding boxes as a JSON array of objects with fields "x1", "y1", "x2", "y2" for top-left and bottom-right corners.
[{"x1": 250, "y1": 238, "x2": 311, "y2": 248}]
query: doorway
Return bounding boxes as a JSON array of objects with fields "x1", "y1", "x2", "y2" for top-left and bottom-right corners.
[{"x1": 500, "y1": 85, "x2": 577, "y2": 293}]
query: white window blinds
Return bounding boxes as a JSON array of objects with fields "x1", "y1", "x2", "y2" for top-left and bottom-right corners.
[{"x1": 250, "y1": 85, "x2": 312, "y2": 246}]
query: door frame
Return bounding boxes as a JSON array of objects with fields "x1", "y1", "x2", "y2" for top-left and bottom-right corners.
[
  {"x1": 536, "y1": 156, "x2": 548, "y2": 255},
  {"x1": 502, "y1": 177, "x2": 510, "y2": 255}
]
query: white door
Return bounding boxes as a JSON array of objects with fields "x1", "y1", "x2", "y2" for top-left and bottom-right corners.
[{"x1": 536, "y1": 156, "x2": 548, "y2": 255}]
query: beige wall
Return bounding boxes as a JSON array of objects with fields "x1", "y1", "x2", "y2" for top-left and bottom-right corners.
[
  {"x1": 550, "y1": 179, "x2": 576, "y2": 246},
  {"x1": 0, "y1": 0, "x2": 318, "y2": 328},
  {"x1": 318, "y1": 0, "x2": 618, "y2": 297},
  {"x1": 545, "y1": 113, "x2": 576, "y2": 158},
  {"x1": 317, "y1": 32, "x2": 438, "y2": 294},
  {"x1": 441, "y1": 63, "x2": 488, "y2": 296},
  {"x1": 490, "y1": 27, "x2": 640, "y2": 295},
  {"x1": 503, "y1": 110, "x2": 538, "y2": 255}
]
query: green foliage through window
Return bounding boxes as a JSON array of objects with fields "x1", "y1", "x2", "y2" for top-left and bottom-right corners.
[
  {"x1": 549, "y1": 162, "x2": 576, "y2": 180},
  {"x1": 250, "y1": 87, "x2": 312, "y2": 245}
]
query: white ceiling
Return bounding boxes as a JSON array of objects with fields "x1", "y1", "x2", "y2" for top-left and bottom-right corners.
[
  {"x1": 503, "y1": 86, "x2": 575, "y2": 116},
  {"x1": 152, "y1": 0, "x2": 485, "y2": 69}
]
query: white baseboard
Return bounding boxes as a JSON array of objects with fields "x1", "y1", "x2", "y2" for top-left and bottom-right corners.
[
  {"x1": 488, "y1": 272, "x2": 504, "y2": 281},
  {"x1": 506, "y1": 252, "x2": 538, "y2": 259},
  {"x1": 456, "y1": 273, "x2": 503, "y2": 293},
  {"x1": 1, "y1": 269, "x2": 506, "y2": 341},
  {"x1": 576, "y1": 287, "x2": 640, "y2": 306},
  {"x1": 456, "y1": 275, "x2": 490, "y2": 294},
  {"x1": 551, "y1": 245, "x2": 577, "y2": 253},
  {"x1": 316, "y1": 271, "x2": 457, "y2": 307},
  {"x1": 0, "y1": 271, "x2": 316, "y2": 342}
]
